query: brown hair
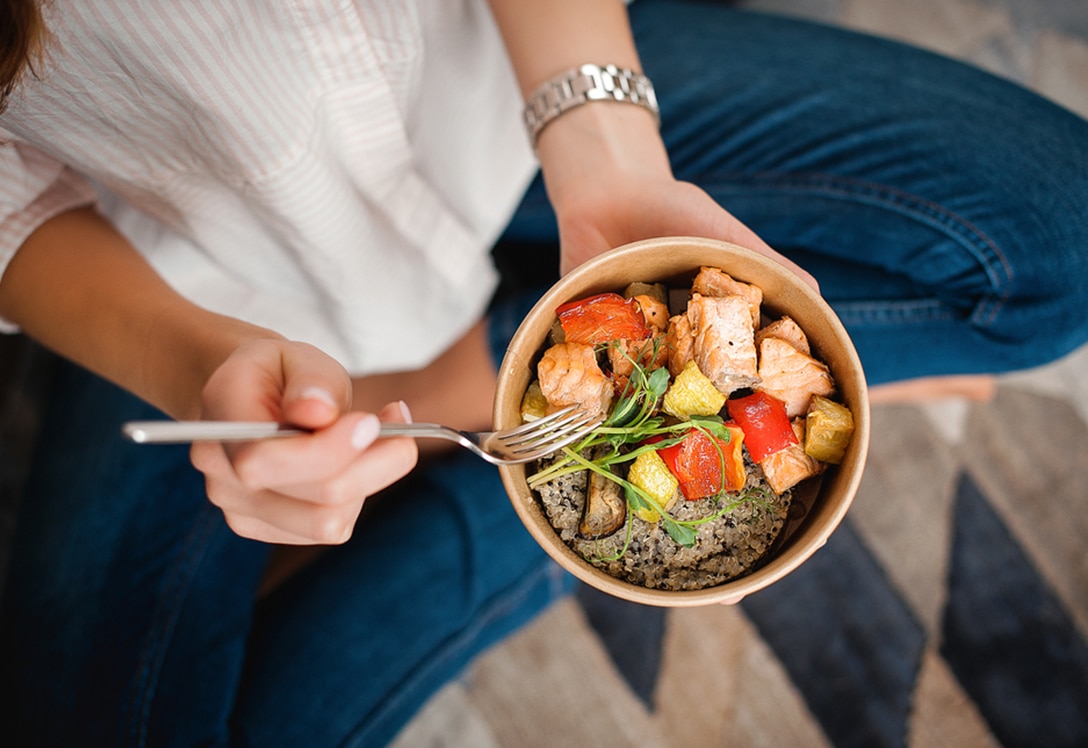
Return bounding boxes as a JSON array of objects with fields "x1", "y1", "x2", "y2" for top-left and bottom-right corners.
[{"x1": 1, "y1": 0, "x2": 46, "y2": 113}]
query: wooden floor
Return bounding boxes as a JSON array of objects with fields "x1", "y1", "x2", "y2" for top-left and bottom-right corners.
[{"x1": 391, "y1": 2, "x2": 1088, "y2": 746}]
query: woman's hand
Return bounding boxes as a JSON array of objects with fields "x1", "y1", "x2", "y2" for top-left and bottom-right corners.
[
  {"x1": 190, "y1": 339, "x2": 418, "y2": 544},
  {"x1": 485, "y1": 0, "x2": 815, "y2": 288},
  {"x1": 535, "y1": 99, "x2": 818, "y2": 290},
  {"x1": 557, "y1": 170, "x2": 817, "y2": 287}
]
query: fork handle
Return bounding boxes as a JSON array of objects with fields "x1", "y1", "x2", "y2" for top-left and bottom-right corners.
[
  {"x1": 122, "y1": 421, "x2": 299, "y2": 443},
  {"x1": 122, "y1": 420, "x2": 450, "y2": 445}
]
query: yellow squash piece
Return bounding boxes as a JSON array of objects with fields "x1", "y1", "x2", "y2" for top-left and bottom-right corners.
[
  {"x1": 520, "y1": 380, "x2": 548, "y2": 422},
  {"x1": 662, "y1": 360, "x2": 727, "y2": 419},
  {"x1": 804, "y1": 395, "x2": 855, "y2": 464},
  {"x1": 627, "y1": 450, "x2": 679, "y2": 523}
]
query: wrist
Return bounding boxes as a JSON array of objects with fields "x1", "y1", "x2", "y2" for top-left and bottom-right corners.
[
  {"x1": 536, "y1": 100, "x2": 672, "y2": 212},
  {"x1": 523, "y1": 63, "x2": 659, "y2": 150},
  {"x1": 145, "y1": 303, "x2": 286, "y2": 420},
  {"x1": 0, "y1": 206, "x2": 289, "y2": 421}
]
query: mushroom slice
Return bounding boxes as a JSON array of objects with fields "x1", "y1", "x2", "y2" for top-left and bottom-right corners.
[{"x1": 579, "y1": 469, "x2": 627, "y2": 538}]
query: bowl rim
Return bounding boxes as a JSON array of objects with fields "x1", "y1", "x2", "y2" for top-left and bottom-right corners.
[{"x1": 493, "y1": 236, "x2": 871, "y2": 607}]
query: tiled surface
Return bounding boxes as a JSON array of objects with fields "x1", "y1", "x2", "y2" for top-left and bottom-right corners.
[{"x1": 391, "y1": 2, "x2": 1088, "y2": 746}]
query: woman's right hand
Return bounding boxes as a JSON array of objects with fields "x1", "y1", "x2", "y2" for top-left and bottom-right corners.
[
  {"x1": 189, "y1": 339, "x2": 419, "y2": 545},
  {"x1": 0, "y1": 204, "x2": 418, "y2": 546}
]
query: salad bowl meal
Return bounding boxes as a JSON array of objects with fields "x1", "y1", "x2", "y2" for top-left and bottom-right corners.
[{"x1": 494, "y1": 237, "x2": 870, "y2": 607}]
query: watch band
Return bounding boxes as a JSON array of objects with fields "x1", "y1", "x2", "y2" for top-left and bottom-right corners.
[{"x1": 523, "y1": 63, "x2": 660, "y2": 149}]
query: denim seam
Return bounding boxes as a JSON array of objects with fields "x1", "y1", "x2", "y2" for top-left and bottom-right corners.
[
  {"x1": 728, "y1": 172, "x2": 1015, "y2": 327},
  {"x1": 126, "y1": 505, "x2": 222, "y2": 748},
  {"x1": 339, "y1": 556, "x2": 561, "y2": 748},
  {"x1": 835, "y1": 298, "x2": 956, "y2": 327}
]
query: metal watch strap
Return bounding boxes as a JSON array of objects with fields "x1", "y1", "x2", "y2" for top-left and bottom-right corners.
[{"x1": 522, "y1": 63, "x2": 660, "y2": 149}]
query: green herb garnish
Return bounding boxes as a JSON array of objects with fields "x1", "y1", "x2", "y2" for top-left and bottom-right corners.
[{"x1": 527, "y1": 344, "x2": 758, "y2": 550}]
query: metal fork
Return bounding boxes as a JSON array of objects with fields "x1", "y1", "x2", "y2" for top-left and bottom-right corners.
[{"x1": 121, "y1": 405, "x2": 604, "y2": 465}]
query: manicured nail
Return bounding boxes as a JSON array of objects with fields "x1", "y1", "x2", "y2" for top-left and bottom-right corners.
[
  {"x1": 299, "y1": 386, "x2": 337, "y2": 410},
  {"x1": 397, "y1": 400, "x2": 413, "y2": 423},
  {"x1": 351, "y1": 414, "x2": 380, "y2": 450}
]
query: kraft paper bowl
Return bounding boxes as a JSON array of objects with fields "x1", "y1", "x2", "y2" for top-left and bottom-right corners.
[{"x1": 493, "y1": 236, "x2": 870, "y2": 607}]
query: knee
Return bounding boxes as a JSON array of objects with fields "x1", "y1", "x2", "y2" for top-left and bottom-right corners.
[
  {"x1": 976, "y1": 235, "x2": 1088, "y2": 371},
  {"x1": 967, "y1": 109, "x2": 1088, "y2": 369}
]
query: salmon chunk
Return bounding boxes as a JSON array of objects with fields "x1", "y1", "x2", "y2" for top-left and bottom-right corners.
[
  {"x1": 755, "y1": 315, "x2": 810, "y2": 356},
  {"x1": 634, "y1": 294, "x2": 670, "y2": 332},
  {"x1": 537, "y1": 341, "x2": 614, "y2": 419},
  {"x1": 760, "y1": 419, "x2": 825, "y2": 494},
  {"x1": 692, "y1": 266, "x2": 762, "y2": 328},
  {"x1": 756, "y1": 336, "x2": 835, "y2": 418},
  {"x1": 608, "y1": 335, "x2": 669, "y2": 379},
  {"x1": 687, "y1": 294, "x2": 760, "y2": 396},
  {"x1": 666, "y1": 313, "x2": 695, "y2": 377}
]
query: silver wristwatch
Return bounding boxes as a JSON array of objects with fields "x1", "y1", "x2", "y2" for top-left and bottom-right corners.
[{"x1": 523, "y1": 63, "x2": 660, "y2": 148}]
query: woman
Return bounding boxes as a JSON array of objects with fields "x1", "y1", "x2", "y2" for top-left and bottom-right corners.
[{"x1": 2, "y1": 1, "x2": 1086, "y2": 745}]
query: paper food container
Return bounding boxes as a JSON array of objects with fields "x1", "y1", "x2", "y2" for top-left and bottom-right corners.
[{"x1": 494, "y1": 236, "x2": 870, "y2": 606}]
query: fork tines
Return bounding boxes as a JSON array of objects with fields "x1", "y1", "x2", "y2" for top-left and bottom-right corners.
[{"x1": 502, "y1": 407, "x2": 602, "y2": 455}]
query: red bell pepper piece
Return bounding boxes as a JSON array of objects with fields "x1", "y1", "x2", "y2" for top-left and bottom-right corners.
[
  {"x1": 556, "y1": 293, "x2": 651, "y2": 345},
  {"x1": 726, "y1": 391, "x2": 798, "y2": 462},
  {"x1": 655, "y1": 426, "x2": 746, "y2": 500}
]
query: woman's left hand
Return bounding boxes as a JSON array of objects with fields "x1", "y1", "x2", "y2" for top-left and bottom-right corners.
[
  {"x1": 559, "y1": 172, "x2": 816, "y2": 287},
  {"x1": 535, "y1": 102, "x2": 818, "y2": 291}
]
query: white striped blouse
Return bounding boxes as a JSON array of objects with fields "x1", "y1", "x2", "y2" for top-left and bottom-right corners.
[{"x1": 0, "y1": 0, "x2": 537, "y2": 374}]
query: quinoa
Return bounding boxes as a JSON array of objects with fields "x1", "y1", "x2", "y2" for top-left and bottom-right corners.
[{"x1": 532, "y1": 454, "x2": 791, "y2": 591}]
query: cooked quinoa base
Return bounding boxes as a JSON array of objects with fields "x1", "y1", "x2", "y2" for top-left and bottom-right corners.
[{"x1": 533, "y1": 456, "x2": 791, "y2": 591}]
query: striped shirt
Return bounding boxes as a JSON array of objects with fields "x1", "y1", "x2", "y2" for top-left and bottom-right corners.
[{"x1": 0, "y1": 0, "x2": 537, "y2": 374}]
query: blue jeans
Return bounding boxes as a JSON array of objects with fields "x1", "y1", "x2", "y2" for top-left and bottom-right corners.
[
  {"x1": 3, "y1": 3, "x2": 1087, "y2": 747},
  {"x1": 1, "y1": 306, "x2": 567, "y2": 748},
  {"x1": 508, "y1": 3, "x2": 1088, "y2": 385}
]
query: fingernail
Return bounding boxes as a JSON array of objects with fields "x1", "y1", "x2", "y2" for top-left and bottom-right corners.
[
  {"x1": 397, "y1": 400, "x2": 413, "y2": 423},
  {"x1": 351, "y1": 414, "x2": 380, "y2": 450},
  {"x1": 300, "y1": 386, "x2": 337, "y2": 410}
]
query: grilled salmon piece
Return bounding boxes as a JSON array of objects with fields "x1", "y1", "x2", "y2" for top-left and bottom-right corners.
[
  {"x1": 755, "y1": 315, "x2": 810, "y2": 356},
  {"x1": 756, "y1": 336, "x2": 835, "y2": 418},
  {"x1": 687, "y1": 293, "x2": 759, "y2": 396},
  {"x1": 760, "y1": 419, "x2": 825, "y2": 494},
  {"x1": 607, "y1": 335, "x2": 668, "y2": 379},
  {"x1": 666, "y1": 313, "x2": 695, "y2": 377},
  {"x1": 692, "y1": 266, "x2": 762, "y2": 328},
  {"x1": 538, "y1": 341, "x2": 614, "y2": 419},
  {"x1": 633, "y1": 294, "x2": 670, "y2": 332}
]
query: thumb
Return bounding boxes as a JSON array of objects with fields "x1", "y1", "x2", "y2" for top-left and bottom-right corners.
[{"x1": 278, "y1": 343, "x2": 354, "y2": 430}]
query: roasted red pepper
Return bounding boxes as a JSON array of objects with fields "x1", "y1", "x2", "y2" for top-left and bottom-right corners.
[
  {"x1": 655, "y1": 426, "x2": 746, "y2": 500},
  {"x1": 726, "y1": 391, "x2": 798, "y2": 462},
  {"x1": 556, "y1": 293, "x2": 651, "y2": 345}
]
